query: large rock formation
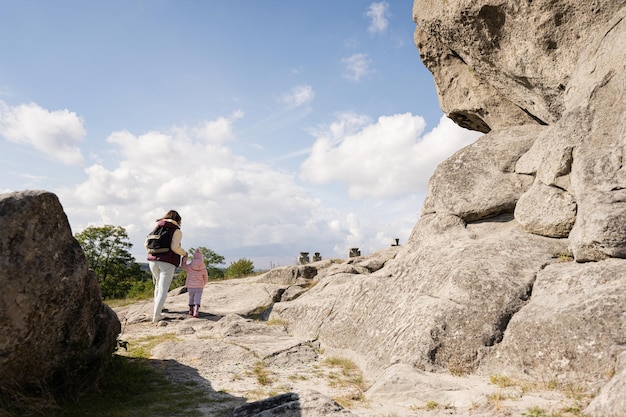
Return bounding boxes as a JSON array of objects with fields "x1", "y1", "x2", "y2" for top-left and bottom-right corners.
[
  {"x1": 271, "y1": 2, "x2": 626, "y2": 416},
  {"x1": 0, "y1": 191, "x2": 121, "y2": 406}
]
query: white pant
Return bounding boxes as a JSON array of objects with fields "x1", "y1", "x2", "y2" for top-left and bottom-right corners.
[{"x1": 149, "y1": 260, "x2": 176, "y2": 319}]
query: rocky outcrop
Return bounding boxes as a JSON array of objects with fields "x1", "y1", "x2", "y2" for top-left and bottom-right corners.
[
  {"x1": 272, "y1": 214, "x2": 568, "y2": 376},
  {"x1": 421, "y1": 126, "x2": 536, "y2": 222},
  {"x1": 271, "y1": 2, "x2": 626, "y2": 415},
  {"x1": 0, "y1": 191, "x2": 120, "y2": 403},
  {"x1": 413, "y1": 1, "x2": 624, "y2": 129}
]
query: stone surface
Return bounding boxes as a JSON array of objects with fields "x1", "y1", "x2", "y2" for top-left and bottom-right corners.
[
  {"x1": 421, "y1": 126, "x2": 536, "y2": 222},
  {"x1": 113, "y1": 278, "x2": 592, "y2": 417},
  {"x1": 0, "y1": 190, "x2": 121, "y2": 399},
  {"x1": 270, "y1": 3, "x2": 626, "y2": 413},
  {"x1": 6, "y1": 1, "x2": 626, "y2": 415},
  {"x1": 272, "y1": 214, "x2": 569, "y2": 375},
  {"x1": 412, "y1": 1, "x2": 624, "y2": 127},
  {"x1": 585, "y1": 352, "x2": 626, "y2": 417},
  {"x1": 414, "y1": 28, "x2": 537, "y2": 132},
  {"x1": 514, "y1": 180, "x2": 577, "y2": 237},
  {"x1": 480, "y1": 259, "x2": 626, "y2": 388},
  {"x1": 258, "y1": 262, "x2": 329, "y2": 285}
]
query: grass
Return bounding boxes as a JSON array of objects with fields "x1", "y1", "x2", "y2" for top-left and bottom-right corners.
[
  {"x1": 485, "y1": 375, "x2": 594, "y2": 417},
  {"x1": 490, "y1": 374, "x2": 515, "y2": 388},
  {"x1": 0, "y1": 324, "x2": 233, "y2": 417},
  {"x1": 251, "y1": 361, "x2": 273, "y2": 386},
  {"x1": 265, "y1": 318, "x2": 289, "y2": 328},
  {"x1": 321, "y1": 357, "x2": 366, "y2": 407},
  {"x1": 53, "y1": 331, "x2": 240, "y2": 417},
  {"x1": 447, "y1": 353, "x2": 474, "y2": 376},
  {"x1": 58, "y1": 355, "x2": 226, "y2": 417},
  {"x1": 552, "y1": 252, "x2": 574, "y2": 262},
  {"x1": 523, "y1": 407, "x2": 550, "y2": 417},
  {"x1": 118, "y1": 333, "x2": 181, "y2": 359}
]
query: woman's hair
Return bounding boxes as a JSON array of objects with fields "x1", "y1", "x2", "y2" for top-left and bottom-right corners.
[{"x1": 158, "y1": 210, "x2": 182, "y2": 224}]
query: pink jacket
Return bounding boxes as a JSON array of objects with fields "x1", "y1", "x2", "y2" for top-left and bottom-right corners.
[{"x1": 182, "y1": 249, "x2": 209, "y2": 289}]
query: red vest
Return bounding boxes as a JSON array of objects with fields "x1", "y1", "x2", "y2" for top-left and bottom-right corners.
[{"x1": 147, "y1": 221, "x2": 181, "y2": 266}]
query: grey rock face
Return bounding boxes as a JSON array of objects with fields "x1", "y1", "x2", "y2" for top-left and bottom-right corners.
[
  {"x1": 585, "y1": 352, "x2": 626, "y2": 417},
  {"x1": 481, "y1": 259, "x2": 626, "y2": 387},
  {"x1": 414, "y1": 28, "x2": 538, "y2": 132},
  {"x1": 514, "y1": 181, "x2": 577, "y2": 237},
  {"x1": 273, "y1": 214, "x2": 569, "y2": 374},
  {"x1": 0, "y1": 191, "x2": 121, "y2": 399},
  {"x1": 421, "y1": 126, "x2": 536, "y2": 222},
  {"x1": 272, "y1": 2, "x2": 626, "y2": 415},
  {"x1": 412, "y1": 1, "x2": 624, "y2": 128}
]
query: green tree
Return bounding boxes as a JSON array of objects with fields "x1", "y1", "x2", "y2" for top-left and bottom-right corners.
[
  {"x1": 75, "y1": 225, "x2": 149, "y2": 299},
  {"x1": 224, "y1": 258, "x2": 254, "y2": 278}
]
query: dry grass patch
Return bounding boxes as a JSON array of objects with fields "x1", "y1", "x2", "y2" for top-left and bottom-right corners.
[
  {"x1": 486, "y1": 375, "x2": 594, "y2": 417},
  {"x1": 321, "y1": 357, "x2": 367, "y2": 408},
  {"x1": 117, "y1": 333, "x2": 181, "y2": 359},
  {"x1": 412, "y1": 400, "x2": 455, "y2": 411},
  {"x1": 251, "y1": 361, "x2": 273, "y2": 386}
]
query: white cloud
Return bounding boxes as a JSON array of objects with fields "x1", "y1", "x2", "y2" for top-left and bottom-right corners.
[
  {"x1": 0, "y1": 100, "x2": 86, "y2": 165},
  {"x1": 280, "y1": 85, "x2": 315, "y2": 108},
  {"x1": 49, "y1": 111, "x2": 481, "y2": 270},
  {"x1": 366, "y1": 2, "x2": 390, "y2": 34},
  {"x1": 191, "y1": 110, "x2": 244, "y2": 143},
  {"x1": 342, "y1": 53, "x2": 373, "y2": 82},
  {"x1": 56, "y1": 116, "x2": 340, "y2": 265},
  {"x1": 300, "y1": 113, "x2": 482, "y2": 199}
]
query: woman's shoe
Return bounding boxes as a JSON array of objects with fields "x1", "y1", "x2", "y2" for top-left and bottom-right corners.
[{"x1": 152, "y1": 313, "x2": 166, "y2": 323}]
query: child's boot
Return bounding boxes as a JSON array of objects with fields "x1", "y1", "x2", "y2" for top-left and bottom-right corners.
[
  {"x1": 188, "y1": 305, "x2": 194, "y2": 315},
  {"x1": 193, "y1": 305, "x2": 199, "y2": 318}
]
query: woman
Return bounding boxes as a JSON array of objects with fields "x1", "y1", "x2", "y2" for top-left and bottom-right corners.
[{"x1": 145, "y1": 210, "x2": 188, "y2": 322}]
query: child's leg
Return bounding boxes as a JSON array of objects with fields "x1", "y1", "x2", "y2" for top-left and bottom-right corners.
[
  {"x1": 195, "y1": 289, "x2": 204, "y2": 307},
  {"x1": 187, "y1": 288, "x2": 199, "y2": 317},
  {"x1": 188, "y1": 291, "x2": 194, "y2": 314}
]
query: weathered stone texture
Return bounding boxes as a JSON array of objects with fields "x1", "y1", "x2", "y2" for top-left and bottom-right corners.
[
  {"x1": 272, "y1": 2, "x2": 626, "y2": 415},
  {"x1": 421, "y1": 126, "x2": 536, "y2": 222},
  {"x1": 273, "y1": 214, "x2": 569, "y2": 375},
  {"x1": 0, "y1": 190, "x2": 120, "y2": 398},
  {"x1": 481, "y1": 259, "x2": 626, "y2": 386},
  {"x1": 514, "y1": 181, "x2": 577, "y2": 237}
]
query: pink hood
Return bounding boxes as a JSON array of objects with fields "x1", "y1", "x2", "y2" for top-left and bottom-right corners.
[{"x1": 188, "y1": 249, "x2": 205, "y2": 271}]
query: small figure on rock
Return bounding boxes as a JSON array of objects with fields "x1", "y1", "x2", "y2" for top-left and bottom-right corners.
[
  {"x1": 145, "y1": 210, "x2": 188, "y2": 323},
  {"x1": 182, "y1": 248, "x2": 209, "y2": 318}
]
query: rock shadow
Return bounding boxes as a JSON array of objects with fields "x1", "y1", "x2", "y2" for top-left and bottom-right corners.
[{"x1": 139, "y1": 356, "x2": 247, "y2": 416}]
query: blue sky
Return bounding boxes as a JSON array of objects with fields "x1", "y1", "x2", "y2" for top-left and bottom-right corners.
[{"x1": 0, "y1": 1, "x2": 480, "y2": 268}]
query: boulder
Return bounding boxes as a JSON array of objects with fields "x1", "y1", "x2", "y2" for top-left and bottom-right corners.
[
  {"x1": 256, "y1": 262, "x2": 329, "y2": 285},
  {"x1": 0, "y1": 191, "x2": 121, "y2": 400},
  {"x1": 414, "y1": 28, "x2": 537, "y2": 132},
  {"x1": 412, "y1": 1, "x2": 624, "y2": 127},
  {"x1": 514, "y1": 180, "x2": 577, "y2": 237},
  {"x1": 421, "y1": 126, "x2": 536, "y2": 222}
]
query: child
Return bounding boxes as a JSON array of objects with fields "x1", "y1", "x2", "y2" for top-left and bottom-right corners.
[{"x1": 181, "y1": 248, "x2": 209, "y2": 317}]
